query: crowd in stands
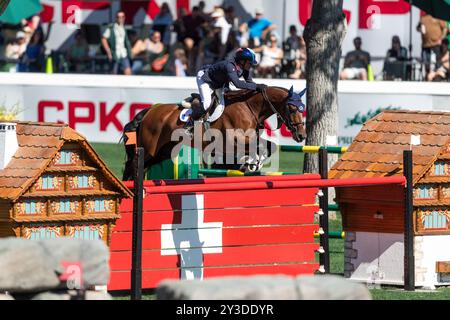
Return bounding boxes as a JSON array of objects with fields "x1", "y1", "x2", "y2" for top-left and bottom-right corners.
[{"x1": 0, "y1": 2, "x2": 449, "y2": 82}]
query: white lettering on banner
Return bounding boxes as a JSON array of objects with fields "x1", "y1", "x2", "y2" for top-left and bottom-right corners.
[{"x1": 160, "y1": 195, "x2": 222, "y2": 280}]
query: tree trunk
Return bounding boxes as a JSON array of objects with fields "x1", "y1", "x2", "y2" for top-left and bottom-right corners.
[{"x1": 303, "y1": 0, "x2": 347, "y2": 173}]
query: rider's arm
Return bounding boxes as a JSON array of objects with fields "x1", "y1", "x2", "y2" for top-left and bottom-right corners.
[
  {"x1": 243, "y1": 69, "x2": 255, "y2": 83},
  {"x1": 227, "y1": 63, "x2": 257, "y2": 90}
]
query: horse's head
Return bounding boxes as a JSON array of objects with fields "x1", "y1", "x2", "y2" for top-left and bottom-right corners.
[{"x1": 285, "y1": 86, "x2": 307, "y2": 143}]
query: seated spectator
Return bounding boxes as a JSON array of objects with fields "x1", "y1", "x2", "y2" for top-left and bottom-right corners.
[
  {"x1": 284, "y1": 25, "x2": 306, "y2": 79},
  {"x1": 239, "y1": 8, "x2": 276, "y2": 48},
  {"x1": 427, "y1": 38, "x2": 449, "y2": 81},
  {"x1": 152, "y1": 2, "x2": 173, "y2": 46},
  {"x1": 172, "y1": 48, "x2": 188, "y2": 76},
  {"x1": 18, "y1": 31, "x2": 45, "y2": 72},
  {"x1": 131, "y1": 31, "x2": 167, "y2": 74},
  {"x1": 254, "y1": 33, "x2": 283, "y2": 78},
  {"x1": 386, "y1": 35, "x2": 408, "y2": 61},
  {"x1": 4, "y1": 31, "x2": 27, "y2": 72},
  {"x1": 383, "y1": 35, "x2": 408, "y2": 80},
  {"x1": 66, "y1": 30, "x2": 89, "y2": 73},
  {"x1": 340, "y1": 37, "x2": 371, "y2": 80}
]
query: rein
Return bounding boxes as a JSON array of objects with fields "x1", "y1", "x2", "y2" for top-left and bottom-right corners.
[{"x1": 261, "y1": 89, "x2": 302, "y2": 132}]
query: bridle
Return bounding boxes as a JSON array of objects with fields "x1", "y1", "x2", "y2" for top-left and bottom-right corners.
[{"x1": 261, "y1": 89, "x2": 304, "y2": 134}]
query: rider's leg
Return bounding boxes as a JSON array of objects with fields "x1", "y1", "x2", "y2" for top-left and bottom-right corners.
[
  {"x1": 196, "y1": 70, "x2": 213, "y2": 120},
  {"x1": 215, "y1": 88, "x2": 225, "y2": 111}
]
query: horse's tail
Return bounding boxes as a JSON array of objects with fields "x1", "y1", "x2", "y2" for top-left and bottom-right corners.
[{"x1": 121, "y1": 108, "x2": 151, "y2": 180}]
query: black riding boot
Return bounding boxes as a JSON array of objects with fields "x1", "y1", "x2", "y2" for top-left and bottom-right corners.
[{"x1": 184, "y1": 104, "x2": 207, "y2": 129}]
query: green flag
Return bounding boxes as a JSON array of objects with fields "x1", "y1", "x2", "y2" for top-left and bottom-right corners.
[
  {"x1": 409, "y1": 0, "x2": 450, "y2": 21},
  {"x1": 0, "y1": 0, "x2": 42, "y2": 25}
]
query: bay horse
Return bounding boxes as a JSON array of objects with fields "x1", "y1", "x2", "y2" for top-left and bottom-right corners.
[{"x1": 122, "y1": 86, "x2": 306, "y2": 180}]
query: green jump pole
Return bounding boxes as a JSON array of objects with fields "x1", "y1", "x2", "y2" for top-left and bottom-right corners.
[
  {"x1": 280, "y1": 145, "x2": 348, "y2": 154},
  {"x1": 328, "y1": 204, "x2": 339, "y2": 211}
]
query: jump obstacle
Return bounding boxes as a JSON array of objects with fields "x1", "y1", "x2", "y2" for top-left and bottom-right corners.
[
  {"x1": 109, "y1": 148, "x2": 414, "y2": 297},
  {"x1": 147, "y1": 144, "x2": 348, "y2": 180}
]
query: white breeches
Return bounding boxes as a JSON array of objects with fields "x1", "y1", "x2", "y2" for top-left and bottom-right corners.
[{"x1": 196, "y1": 69, "x2": 225, "y2": 111}]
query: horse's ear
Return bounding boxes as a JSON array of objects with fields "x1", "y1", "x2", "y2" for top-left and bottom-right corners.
[
  {"x1": 288, "y1": 86, "x2": 294, "y2": 97},
  {"x1": 298, "y1": 87, "x2": 307, "y2": 97}
]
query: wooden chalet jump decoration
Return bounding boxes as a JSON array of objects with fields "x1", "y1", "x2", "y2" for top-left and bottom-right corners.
[{"x1": 0, "y1": 121, "x2": 132, "y2": 243}]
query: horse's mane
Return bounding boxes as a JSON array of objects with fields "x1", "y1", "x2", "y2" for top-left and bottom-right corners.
[
  {"x1": 225, "y1": 86, "x2": 288, "y2": 105},
  {"x1": 224, "y1": 89, "x2": 259, "y2": 105}
]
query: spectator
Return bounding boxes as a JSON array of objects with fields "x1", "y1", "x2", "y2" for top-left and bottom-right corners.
[
  {"x1": 130, "y1": 30, "x2": 146, "y2": 74},
  {"x1": 198, "y1": 28, "x2": 221, "y2": 66},
  {"x1": 181, "y1": 6, "x2": 206, "y2": 48},
  {"x1": 131, "y1": 31, "x2": 166, "y2": 74},
  {"x1": 152, "y1": 2, "x2": 173, "y2": 46},
  {"x1": 225, "y1": 6, "x2": 240, "y2": 33},
  {"x1": 240, "y1": 8, "x2": 276, "y2": 48},
  {"x1": 180, "y1": 6, "x2": 206, "y2": 74},
  {"x1": 4, "y1": 31, "x2": 27, "y2": 72},
  {"x1": 101, "y1": 10, "x2": 132, "y2": 75},
  {"x1": 427, "y1": 38, "x2": 449, "y2": 81},
  {"x1": 198, "y1": 1, "x2": 210, "y2": 22},
  {"x1": 211, "y1": 8, "x2": 231, "y2": 47},
  {"x1": 172, "y1": 48, "x2": 188, "y2": 76},
  {"x1": 383, "y1": 35, "x2": 408, "y2": 80},
  {"x1": 417, "y1": 14, "x2": 448, "y2": 76},
  {"x1": 254, "y1": 33, "x2": 283, "y2": 78},
  {"x1": 284, "y1": 25, "x2": 306, "y2": 79},
  {"x1": 386, "y1": 35, "x2": 408, "y2": 61},
  {"x1": 173, "y1": 7, "x2": 188, "y2": 44},
  {"x1": 18, "y1": 31, "x2": 45, "y2": 72},
  {"x1": 66, "y1": 30, "x2": 89, "y2": 73},
  {"x1": 340, "y1": 37, "x2": 371, "y2": 80}
]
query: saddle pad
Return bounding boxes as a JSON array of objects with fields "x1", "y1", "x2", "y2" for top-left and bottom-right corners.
[{"x1": 179, "y1": 104, "x2": 225, "y2": 123}]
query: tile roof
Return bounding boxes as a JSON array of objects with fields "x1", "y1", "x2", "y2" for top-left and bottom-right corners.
[
  {"x1": 329, "y1": 110, "x2": 450, "y2": 184},
  {"x1": 0, "y1": 121, "x2": 132, "y2": 200}
]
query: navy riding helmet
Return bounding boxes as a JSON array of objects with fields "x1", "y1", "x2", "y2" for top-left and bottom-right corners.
[{"x1": 235, "y1": 48, "x2": 258, "y2": 66}]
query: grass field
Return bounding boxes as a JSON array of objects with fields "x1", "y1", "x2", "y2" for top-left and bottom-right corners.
[{"x1": 91, "y1": 143, "x2": 450, "y2": 300}]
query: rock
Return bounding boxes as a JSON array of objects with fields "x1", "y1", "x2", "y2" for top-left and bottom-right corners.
[
  {"x1": 0, "y1": 293, "x2": 14, "y2": 300},
  {"x1": 31, "y1": 291, "x2": 72, "y2": 300},
  {"x1": 39, "y1": 238, "x2": 110, "y2": 287},
  {"x1": 0, "y1": 238, "x2": 60, "y2": 292},
  {"x1": 84, "y1": 290, "x2": 112, "y2": 300},
  {"x1": 156, "y1": 275, "x2": 299, "y2": 300},
  {"x1": 0, "y1": 237, "x2": 110, "y2": 293},
  {"x1": 156, "y1": 275, "x2": 372, "y2": 300},
  {"x1": 296, "y1": 275, "x2": 371, "y2": 300}
]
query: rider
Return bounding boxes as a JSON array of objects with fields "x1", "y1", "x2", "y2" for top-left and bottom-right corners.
[{"x1": 185, "y1": 48, "x2": 268, "y2": 128}]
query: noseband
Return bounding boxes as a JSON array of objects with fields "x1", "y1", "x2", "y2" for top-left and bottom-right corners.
[{"x1": 261, "y1": 89, "x2": 303, "y2": 133}]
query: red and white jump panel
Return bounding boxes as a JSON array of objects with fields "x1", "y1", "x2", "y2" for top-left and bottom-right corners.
[{"x1": 109, "y1": 175, "x2": 321, "y2": 290}]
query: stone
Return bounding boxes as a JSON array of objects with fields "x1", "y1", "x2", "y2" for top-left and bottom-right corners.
[
  {"x1": 344, "y1": 262, "x2": 355, "y2": 272},
  {"x1": 39, "y1": 238, "x2": 110, "y2": 287},
  {"x1": 31, "y1": 291, "x2": 72, "y2": 300},
  {"x1": 296, "y1": 275, "x2": 371, "y2": 300},
  {"x1": 0, "y1": 238, "x2": 60, "y2": 292},
  {"x1": 344, "y1": 271, "x2": 352, "y2": 278},
  {"x1": 345, "y1": 232, "x2": 356, "y2": 242},
  {"x1": 84, "y1": 290, "x2": 112, "y2": 300},
  {"x1": 344, "y1": 248, "x2": 358, "y2": 259},
  {"x1": 0, "y1": 237, "x2": 110, "y2": 293},
  {"x1": 344, "y1": 241, "x2": 353, "y2": 249},
  {"x1": 156, "y1": 275, "x2": 299, "y2": 300},
  {"x1": 156, "y1": 275, "x2": 372, "y2": 300},
  {"x1": 0, "y1": 293, "x2": 14, "y2": 300}
]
